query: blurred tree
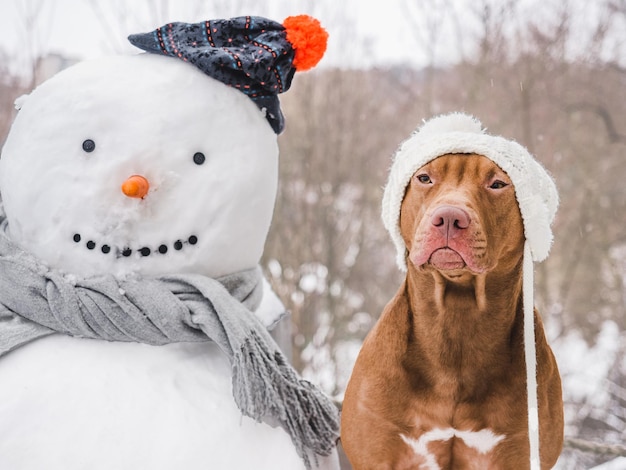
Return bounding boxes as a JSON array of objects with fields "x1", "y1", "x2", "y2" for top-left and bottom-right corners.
[
  {"x1": 15, "y1": 0, "x2": 51, "y2": 88},
  {"x1": 0, "y1": 55, "x2": 26, "y2": 148},
  {"x1": 265, "y1": 1, "x2": 626, "y2": 467},
  {"x1": 263, "y1": 68, "x2": 419, "y2": 395},
  {"x1": 1, "y1": 3, "x2": 625, "y2": 466}
]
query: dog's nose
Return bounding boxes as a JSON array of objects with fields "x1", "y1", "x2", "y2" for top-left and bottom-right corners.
[{"x1": 431, "y1": 205, "x2": 470, "y2": 238}]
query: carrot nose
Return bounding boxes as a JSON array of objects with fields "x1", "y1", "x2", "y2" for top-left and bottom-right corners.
[{"x1": 121, "y1": 175, "x2": 150, "y2": 199}]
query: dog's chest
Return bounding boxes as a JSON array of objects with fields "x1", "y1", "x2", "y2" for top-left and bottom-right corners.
[
  {"x1": 399, "y1": 426, "x2": 505, "y2": 470},
  {"x1": 390, "y1": 392, "x2": 518, "y2": 470}
]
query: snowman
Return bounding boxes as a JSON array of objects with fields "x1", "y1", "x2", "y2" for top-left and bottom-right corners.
[{"x1": 0, "y1": 15, "x2": 339, "y2": 470}]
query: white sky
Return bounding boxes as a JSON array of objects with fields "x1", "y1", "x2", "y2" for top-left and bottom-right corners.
[
  {"x1": 0, "y1": 0, "x2": 467, "y2": 75},
  {"x1": 0, "y1": 0, "x2": 619, "y2": 77}
]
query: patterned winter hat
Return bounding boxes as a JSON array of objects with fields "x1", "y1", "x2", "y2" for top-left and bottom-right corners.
[
  {"x1": 128, "y1": 15, "x2": 328, "y2": 134},
  {"x1": 382, "y1": 112, "x2": 559, "y2": 271}
]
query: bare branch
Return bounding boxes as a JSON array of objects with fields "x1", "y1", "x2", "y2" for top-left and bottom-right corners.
[
  {"x1": 565, "y1": 102, "x2": 626, "y2": 143},
  {"x1": 564, "y1": 437, "x2": 626, "y2": 458}
]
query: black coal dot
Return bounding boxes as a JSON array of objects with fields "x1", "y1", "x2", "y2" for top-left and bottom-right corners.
[
  {"x1": 188, "y1": 235, "x2": 198, "y2": 245},
  {"x1": 193, "y1": 152, "x2": 206, "y2": 165},
  {"x1": 73, "y1": 234, "x2": 81, "y2": 243},
  {"x1": 101, "y1": 245, "x2": 111, "y2": 254},
  {"x1": 86, "y1": 240, "x2": 96, "y2": 250},
  {"x1": 158, "y1": 244, "x2": 168, "y2": 254},
  {"x1": 122, "y1": 248, "x2": 132, "y2": 257},
  {"x1": 82, "y1": 139, "x2": 96, "y2": 153},
  {"x1": 174, "y1": 240, "x2": 183, "y2": 251},
  {"x1": 139, "y1": 247, "x2": 151, "y2": 257}
]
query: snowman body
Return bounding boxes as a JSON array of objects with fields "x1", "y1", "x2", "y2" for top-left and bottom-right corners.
[
  {"x1": 0, "y1": 54, "x2": 338, "y2": 470},
  {"x1": 0, "y1": 337, "x2": 313, "y2": 469}
]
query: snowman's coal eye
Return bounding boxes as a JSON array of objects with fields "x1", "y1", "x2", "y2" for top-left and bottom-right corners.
[
  {"x1": 193, "y1": 152, "x2": 206, "y2": 165},
  {"x1": 82, "y1": 139, "x2": 96, "y2": 153}
]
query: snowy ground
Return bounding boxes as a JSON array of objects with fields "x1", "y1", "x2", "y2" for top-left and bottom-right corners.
[
  {"x1": 551, "y1": 320, "x2": 625, "y2": 469},
  {"x1": 589, "y1": 457, "x2": 626, "y2": 470}
]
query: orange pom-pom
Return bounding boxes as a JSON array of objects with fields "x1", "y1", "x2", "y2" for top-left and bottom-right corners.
[{"x1": 283, "y1": 15, "x2": 328, "y2": 71}]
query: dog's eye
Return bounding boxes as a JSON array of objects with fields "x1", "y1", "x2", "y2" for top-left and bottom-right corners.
[
  {"x1": 489, "y1": 180, "x2": 508, "y2": 189},
  {"x1": 416, "y1": 174, "x2": 432, "y2": 184}
]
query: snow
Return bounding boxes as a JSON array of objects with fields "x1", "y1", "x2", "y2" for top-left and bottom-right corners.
[
  {"x1": 549, "y1": 319, "x2": 625, "y2": 469},
  {"x1": 553, "y1": 320, "x2": 620, "y2": 409},
  {"x1": 298, "y1": 263, "x2": 329, "y2": 294},
  {"x1": 0, "y1": 51, "x2": 339, "y2": 469},
  {"x1": 589, "y1": 457, "x2": 626, "y2": 470},
  {"x1": 0, "y1": 335, "x2": 332, "y2": 470}
]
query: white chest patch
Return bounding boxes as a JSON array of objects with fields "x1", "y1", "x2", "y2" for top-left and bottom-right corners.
[{"x1": 400, "y1": 427, "x2": 505, "y2": 470}]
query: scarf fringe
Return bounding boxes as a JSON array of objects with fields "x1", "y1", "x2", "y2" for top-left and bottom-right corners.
[{"x1": 232, "y1": 331, "x2": 340, "y2": 469}]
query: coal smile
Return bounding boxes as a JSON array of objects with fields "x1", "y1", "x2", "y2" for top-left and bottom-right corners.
[{"x1": 72, "y1": 233, "x2": 198, "y2": 258}]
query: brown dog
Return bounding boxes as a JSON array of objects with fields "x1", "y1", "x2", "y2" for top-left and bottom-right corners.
[{"x1": 341, "y1": 153, "x2": 563, "y2": 469}]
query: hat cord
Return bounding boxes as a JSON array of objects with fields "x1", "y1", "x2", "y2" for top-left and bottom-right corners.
[{"x1": 523, "y1": 241, "x2": 541, "y2": 470}]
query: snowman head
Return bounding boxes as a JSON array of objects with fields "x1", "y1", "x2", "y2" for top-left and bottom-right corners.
[
  {"x1": 0, "y1": 54, "x2": 278, "y2": 279},
  {"x1": 0, "y1": 15, "x2": 328, "y2": 279}
]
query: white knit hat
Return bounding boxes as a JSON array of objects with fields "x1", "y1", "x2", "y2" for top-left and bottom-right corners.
[
  {"x1": 381, "y1": 112, "x2": 558, "y2": 470},
  {"x1": 382, "y1": 112, "x2": 558, "y2": 271}
]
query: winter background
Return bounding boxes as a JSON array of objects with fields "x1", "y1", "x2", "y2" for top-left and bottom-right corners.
[{"x1": 0, "y1": 0, "x2": 625, "y2": 468}]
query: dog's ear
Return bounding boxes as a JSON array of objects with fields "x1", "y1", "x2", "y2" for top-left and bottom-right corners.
[{"x1": 398, "y1": 178, "x2": 421, "y2": 253}]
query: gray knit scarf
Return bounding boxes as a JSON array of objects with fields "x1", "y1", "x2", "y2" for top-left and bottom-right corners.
[{"x1": 0, "y1": 216, "x2": 338, "y2": 468}]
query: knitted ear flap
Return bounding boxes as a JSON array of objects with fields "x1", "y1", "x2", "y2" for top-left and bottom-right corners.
[{"x1": 128, "y1": 15, "x2": 328, "y2": 134}]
